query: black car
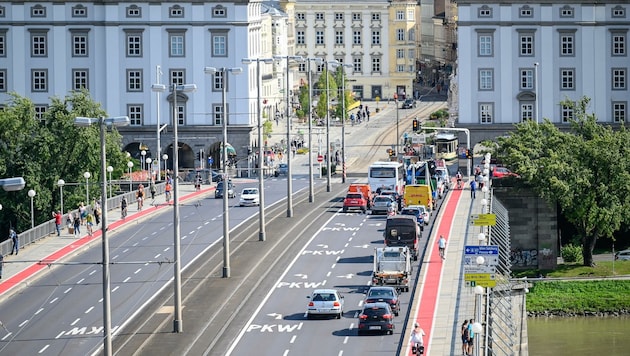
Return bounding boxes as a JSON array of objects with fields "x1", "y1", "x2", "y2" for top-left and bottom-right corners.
[
  {"x1": 358, "y1": 302, "x2": 395, "y2": 335},
  {"x1": 401, "y1": 98, "x2": 416, "y2": 109},
  {"x1": 215, "y1": 181, "x2": 235, "y2": 199},
  {"x1": 364, "y1": 286, "x2": 400, "y2": 316}
]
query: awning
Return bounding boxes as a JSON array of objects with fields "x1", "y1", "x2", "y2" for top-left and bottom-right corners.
[{"x1": 209, "y1": 141, "x2": 237, "y2": 156}]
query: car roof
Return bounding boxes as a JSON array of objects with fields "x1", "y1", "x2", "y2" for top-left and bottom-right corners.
[
  {"x1": 368, "y1": 286, "x2": 396, "y2": 292},
  {"x1": 363, "y1": 302, "x2": 391, "y2": 309},
  {"x1": 312, "y1": 288, "x2": 339, "y2": 294}
]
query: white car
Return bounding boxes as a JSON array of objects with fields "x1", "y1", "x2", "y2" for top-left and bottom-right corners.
[
  {"x1": 615, "y1": 249, "x2": 630, "y2": 261},
  {"x1": 407, "y1": 205, "x2": 430, "y2": 225},
  {"x1": 306, "y1": 289, "x2": 344, "y2": 319},
  {"x1": 239, "y1": 188, "x2": 260, "y2": 206}
]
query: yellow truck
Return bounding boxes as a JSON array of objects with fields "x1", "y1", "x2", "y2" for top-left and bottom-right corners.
[{"x1": 403, "y1": 184, "x2": 434, "y2": 211}]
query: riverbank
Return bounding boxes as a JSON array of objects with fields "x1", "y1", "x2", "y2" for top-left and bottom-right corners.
[{"x1": 526, "y1": 279, "x2": 630, "y2": 316}]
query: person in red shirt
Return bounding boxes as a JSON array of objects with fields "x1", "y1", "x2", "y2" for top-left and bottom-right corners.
[{"x1": 52, "y1": 210, "x2": 62, "y2": 236}]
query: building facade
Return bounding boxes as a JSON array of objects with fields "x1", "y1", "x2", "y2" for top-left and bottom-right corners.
[{"x1": 456, "y1": 0, "x2": 628, "y2": 129}]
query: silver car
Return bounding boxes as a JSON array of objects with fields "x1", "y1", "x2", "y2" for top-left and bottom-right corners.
[
  {"x1": 306, "y1": 289, "x2": 344, "y2": 319},
  {"x1": 371, "y1": 195, "x2": 396, "y2": 215}
]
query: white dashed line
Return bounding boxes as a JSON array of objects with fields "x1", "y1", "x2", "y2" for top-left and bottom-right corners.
[
  {"x1": 112, "y1": 286, "x2": 120, "y2": 292},
  {"x1": 64, "y1": 288, "x2": 72, "y2": 294},
  {"x1": 134, "y1": 268, "x2": 142, "y2": 274},
  {"x1": 35, "y1": 308, "x2": 44, "y2": 315},
  {"x1": 49, "y1": 298, "x2": 58, "y2": 304},
  {"x1": 123, "y1": 277, "x2": 131, "y2": 283},
  {"x1": 85, "y1": 306, "x2": 94, "y2": 314},
  {"x1": 38, "y1": 345, "x2": 50, "y2": 353},
  {"x1": 71, "y1": 318, "x2": 80, "y2": 326}
]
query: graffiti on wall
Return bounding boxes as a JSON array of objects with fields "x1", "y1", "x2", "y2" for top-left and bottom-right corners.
[{"x1": 510, "y1": 248, "x2": 538, "y2": 267}]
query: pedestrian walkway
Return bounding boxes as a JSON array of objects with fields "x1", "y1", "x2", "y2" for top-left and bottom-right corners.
[
  {"x1": 404, "y1": 181, "x2": 488, "y2": 355},
  {"x1": 0, "y1": 184, "x2": 215, "y2": 299}
]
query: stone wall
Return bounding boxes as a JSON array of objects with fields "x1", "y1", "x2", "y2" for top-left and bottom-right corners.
[{"x1": 493, "y1": 185, "x2": 557, "y2": 270}]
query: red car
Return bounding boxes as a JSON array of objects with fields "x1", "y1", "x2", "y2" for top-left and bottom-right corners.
[
  {"x1": 343, "y1": 192, "x2": 368, "y2": 213},
  {"x1": 492, "y1": 167, "x2": 518, "y2": 179}
]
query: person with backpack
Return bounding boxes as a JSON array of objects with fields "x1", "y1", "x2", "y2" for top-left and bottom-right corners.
[
  {"x1": 9, "y1": 228, "x2": 18, "y2": 255},
  {"x1": 470, "y1": 179, "x2": 477, "y2": 199},
  {"x1": 461, "y1": 320, "x2": 470, "y2": 355}
]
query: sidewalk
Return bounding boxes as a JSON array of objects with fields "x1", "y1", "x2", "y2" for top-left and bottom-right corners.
[
  {"x1": 405, "y1": 181, "x2": 487, "y2": 355},
  {"x1": 0, "y1": 184, "x2": 216, "y2": 299}
]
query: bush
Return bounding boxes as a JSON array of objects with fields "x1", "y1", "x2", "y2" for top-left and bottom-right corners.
[{"x1": 561, "y1": 244, "x2": 583, "y2": 263}]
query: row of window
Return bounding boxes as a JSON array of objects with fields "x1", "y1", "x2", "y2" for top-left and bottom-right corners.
[
  {"x1": 477, "y1": 4, "x2": 626, "y2": 19},
  {"x1": 0, "y1": 29, "x2": 227, "y2": 58},
  {"x1": 297, "y1": 28, "x2": 416, "y2": 46},
  {"x1": 0, "y1": 4, "x2": 228, "y2": 19},
  {"x1": 299, "y1": 9, "x2": 414, "y2": 22},
  {"x1": 477, "y1": 29, "x2": 626, "y2": 57},
  {"x1": 477, "y1": 67, "x2": 627, "y2": 91},
  {"x1": 478, "y1": 101, "x2": 627, "y2": 124}
]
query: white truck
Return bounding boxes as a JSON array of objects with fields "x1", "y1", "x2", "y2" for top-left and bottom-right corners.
[{"x1": 372, "y1": 247, "x2": 412, "y2": 292}]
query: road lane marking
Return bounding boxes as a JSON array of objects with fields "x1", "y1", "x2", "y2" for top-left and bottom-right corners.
[
  {"x1": 64, "y1": 288, "x2": 72, "y2": 294},
  {"x1": 49, "y1": 298, "x2": 58, "y2": 304},
  {"x1": 134, "y1": 268, "x2": 142, "y2": 274},
  {"x1": 89, "y1": 270, "x2": 97, "y2": 275},
  {"x1": 19, "y1": 320, "x2": 29, "y2": 327},
  {"x1": 123, "y1": 277, "x2": 131, "y2": 283},
  {"x1": 154, "y1": 254, "x2": 161, "y2": 259},
  {"x1": 76, "y1": 278, "x2": 84, "y2": 284},
  {"x1": 38, "y1": 345, "x2": 50, "y2": 353},
  {"x1": 35, "y1": 308, "x2": 44, "y2": 315},
  {"x1": 112, "y1": 286, "x2": 120, "y2": 292},
  {"x1": 85, "y1": 306, "x2": 94, "y2": 314},
  {"x1": 71, "y1": 318, "x2": 80, "y2": 326},
  {"x1": 290, "y1": 335, "x2": 296, "y2": 343}
]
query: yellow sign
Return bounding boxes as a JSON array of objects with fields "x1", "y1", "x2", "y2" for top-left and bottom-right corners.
[
  {"x1": 464, "y1": 273, "x2": 497, "y2": 287},
  {"x1": 470, "y1": 213, "x2": 497, "y2": 226}
]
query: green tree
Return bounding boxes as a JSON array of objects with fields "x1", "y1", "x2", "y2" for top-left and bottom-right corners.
[
  {"x1": 314, "y1": 68, "x2": 337, "y2": 120},
  {"x1": 496, "y1": 97, "x2": 630, "y2": 266},
  {"x1": 0, "y1": 90, "x2": 129, "y2": 235}
]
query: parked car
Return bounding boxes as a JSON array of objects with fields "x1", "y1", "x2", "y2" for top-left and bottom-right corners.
[
  {"x1": 215, "y1": 181, "x2": 235, "y2": 199},
  {"x1": 239, "y1": 188, "x2": 260, "y2": 206},
  {"x1": 401, "y1": 98, "x2": 416, "y2": 109},
  {"x1": 364, "y1": 286, "x2": 400, "y2": 316},
  {"x1": 371, "y1": 195, "x2": 396, "y2": 215},
  {"x1": 615, "y1": 249, "x2": 630, "y2": 261},
  {"x1": 357, "y1": 302, "x2": 395, "y2": 335},
  {"x1": 492, "y1": 167, "x2": 519, "y2": 179},
  {"x1": 306, "y1": 289, "x2": 344, "y2": 319}
]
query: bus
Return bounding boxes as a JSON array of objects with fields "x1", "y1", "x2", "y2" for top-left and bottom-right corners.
[
  {"x1": 434, "y1": 132, "x2": 459, "y2": 161},
  {"x1": 368, "y1": 161, "x2": 406, "y2": 195}
]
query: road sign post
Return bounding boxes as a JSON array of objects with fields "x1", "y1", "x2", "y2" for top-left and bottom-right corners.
[{"x1": 464, "y1": 245, "x2": 499, "y2": 288}]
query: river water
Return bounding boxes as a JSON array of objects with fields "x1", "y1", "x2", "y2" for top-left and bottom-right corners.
[{"x1": 527, "y1": 316, "x2": 629, "y2": 355}]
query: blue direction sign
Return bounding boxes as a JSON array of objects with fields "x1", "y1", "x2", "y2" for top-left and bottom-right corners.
[{"x1": 465, "y1": 245, "x2": 499, "y2": 255}]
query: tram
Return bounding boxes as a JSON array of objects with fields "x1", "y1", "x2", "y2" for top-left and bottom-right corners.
[{"x1": 434, "y1": 132, "x2": 459, "y2": 161}]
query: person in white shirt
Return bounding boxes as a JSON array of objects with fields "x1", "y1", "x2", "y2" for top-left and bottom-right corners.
[{"x1": 410, "y1": 322, "x2": 426, "y2": 354}]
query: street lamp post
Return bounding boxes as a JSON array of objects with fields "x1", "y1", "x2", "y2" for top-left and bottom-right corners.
[
  {"x1": 146, "y1": 158, "x2": 152, "y2": 181},
  {"x1": 57, "y1": 179, "x2": 65, "y2": 214},
  {"x1": 74, "y1": 115, "x2": 130, "y2": 356},
  {"x1": 141, "y1": 150, "x2": 147, "y2": 180},
  {"x1": 127, "y1": 161, "x2": 134, "y2": 192},
  {"x1": 155, "y1": 65, "x2": 164, "y2": 182},
  {"x1": 534, "y1": 62, "x2": 540, "y2": 124},
  {"x1": 323, "y1": 59, "x2": 339, "y2": 192},
  {"x1": 83, "y1": 171, "x2": 91, "y2": 205},
  {"x1": 205, "y1": 66, "x2": 241, "y2": 278},
  {"x1": 242, "y1": 57, "x2": 274, "y2": 241},
  {"x1": 339, "y1": 64, "x2": 353, "y2": 184},
  {"x1": 162, "y1": 154, "x2": 169, "y2": 174},
  {"x1": 305, "y1": 57, "x2": 323, "y2": 202},
  {"x1": 28, "y1": 189, "x2": 36, "y2": 229},
  {"x1": 106, "y1": 166, "x2": 113, "y2": 198},
  {"x1": 394, "y1": 93, "x2": 400, "y2": 156},
  {"x1": 151, "y1": 82, "x2": 197, "y2": 333},
  {"x1": 273, "y1": 55, "x2": 304, "y2": 217}
]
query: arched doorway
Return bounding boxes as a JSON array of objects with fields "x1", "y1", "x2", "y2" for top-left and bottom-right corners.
[
  {"x1": 164, "y1": 142, "x2": 195, "y2": 170},
  {"x1": 208, "y1": 141, "x2": 237, "y2": 169}
]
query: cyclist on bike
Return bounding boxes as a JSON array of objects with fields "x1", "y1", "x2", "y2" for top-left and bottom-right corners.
[
  {"x1": 456, "y1": 171, "x2": 463, "y2": 189},
  {"x1": 438, "y1": 235, "x2": 447, "y2": 260},
  {"x1": 410, "y1": 322, "x2": 425, "y2": 355}
]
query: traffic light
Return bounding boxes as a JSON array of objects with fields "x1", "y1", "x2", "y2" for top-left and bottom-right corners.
[
  {"x1": 196, "y1": 152, "x2": 201, "y2": 161},
  {"x1": 412, "y1": 119, "x2": 419, "y2": 132}
]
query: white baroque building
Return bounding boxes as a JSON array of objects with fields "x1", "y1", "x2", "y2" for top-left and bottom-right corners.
[
  {"x1": 0, "y1": 0, "x2": 293, "y2": 169},
  {"x1": 456, "y1": 0, "x2": 629, "y2": 128}
]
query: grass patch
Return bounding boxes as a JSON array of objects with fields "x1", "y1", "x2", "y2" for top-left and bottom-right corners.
[
  {"x1": 527, "y1": 280, "x2": 630, "y2": 313},
  {"x1": 513, "y1": 260, "x2": 630, "y2": 278}
]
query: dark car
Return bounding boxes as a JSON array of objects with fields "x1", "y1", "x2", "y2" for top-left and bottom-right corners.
[
  {"x1": 400, "y1": 207, "x2": 425, "y2": 230},
  {"x1": 215, "y1": 181, "x2": 235, "y2": 199},
  {"x1": 277, "y1": 163, "x2": 288, "y2": 176},
  {"x1": 401, "y1": 98, "x2": 416, "y2": 109},
  {"x1": 358, "y1": 302, "x2": 395, "y2": 335},
  {"x1": 364, "y1": 286, "x2": 400, "y2": 316}
]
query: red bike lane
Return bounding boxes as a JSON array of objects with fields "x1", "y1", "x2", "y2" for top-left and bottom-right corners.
[{"x1": 411, "y1": 187, "x2": 462, "y2": 355}]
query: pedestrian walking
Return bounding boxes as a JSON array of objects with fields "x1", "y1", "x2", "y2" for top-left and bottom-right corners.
[
  {"x1": 86, "y1": 212, "x2": 95, "y2": 236},
  {"x1": 52, "y1": 210, "x2": 62, "y2": 236},
  {"x1": 121, "y1": 197, "x2": 128, "y2": 219},
  {"x1": 150, "y1": 179, "x2": 157, "y2": 199},
  {"x1": 136, "y1": 184, "x2": 145, "y2": 210},
  {"x1": 94, "y1": 203, "x2": 101, "y2": 225},
  {"x1": 73, "y1": 213, "x2": 81, "y2": 236},
  {"x1": 165, "y1": 181, "x2": 172, "y2": 203},
  {"x1": 79, "y1": 202, "x2": 87, "y2": 225},
  {"x1": 470, "y1": 179, "x2": 477, "y2": 199},
  {"x1": 438, "y1": 235, "x2": 447, "y2": 260},
  {"x1": 461, "y1": 320, "x2": 470, "y2": 355},
  {"x1": 467, "y1": 318, "x2": 475, "y2": 355},
  {"x1": 9, "y1": 228, "x2": 18, "y2": 255}
]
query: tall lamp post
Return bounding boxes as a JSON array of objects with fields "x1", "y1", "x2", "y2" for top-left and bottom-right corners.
[
  {"x1": 140, "y1": 150, "x2": 147, "y2": 180},
  {"x1": 534, "y1": 62, "x2": 540, "y2": 124},
  {"x1": 305, "y1": 57, "x2": 323, "y2": 202},
  {"x1": 146, "y1": 158, "x2": 152, "y2": 181},
  {"x1": 323, "y1": 59, "x2": 340, "y2": 192},
  {"x1": 74, "y1": 115, "x2": 130, "y2": 356},
  {"x1": 393, "y1": 93, "x2": 400, "y2": 155},
  {"x1": 155, "y1": 65, "x2": 165, "y2": 181},
  {"x1": 204, "y1": 66, "x2": 241, "y2": 278},
  {"x1": 127, "y1": 161, "x2": 134, "y2": 192},
  {"x1": 273, "y1": 55, "x2": 304, "y2": 217},
  {"x1": 57, "y1": 179, "x2": 65, "y2": 214},
  {"x1": 83, "y1": 171, "x2": 91, "y2": 205},
  {"x1": 106, "y1": 166, "x2": 113, "y2": 198},
  {"x1": 162, "y1": 154, "x2": 169, "y2": 174},
  {"x1": 151, "y1": 82, "x2": 197, "y2": 333},
  {"x1": 242, "y1": 57, "x2": 274, "y2": 241},
  {"x1": 28, "y1": 189, "x2": 36, "y2": 229},
  {"x1": 339, "y1": 64, "x2": 353, "y2": 184}
]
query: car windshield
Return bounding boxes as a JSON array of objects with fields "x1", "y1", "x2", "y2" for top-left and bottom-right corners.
[
  {"x1": 312, "y1": 293, "x2": 336, "y2": 302},
  {"x1": 346, "y1": 193, "x2": 362, "y2": 199},
  {"x1": 363, "y1": 306, "x2": 388, "y2": 317},
  {"x1": 374, "y1": 196, "x2": 391, "y2": 203},
  {"x1": 368, "y1": 289, "x2": 394, "y2": 298},
  {"x1": 243, "y1": 189, "x2": 257, "y2": 194},
  {"x1": 401, "y1": 209, "x2": 419, "y2": 216}
]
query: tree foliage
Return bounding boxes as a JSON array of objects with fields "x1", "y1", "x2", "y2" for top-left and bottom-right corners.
[
  {"x1": 0, "y1": 90, "x2": 130, "y2": 236},
  {"x1": 495, "y1": 97, "x2": 630, "y2": 266}
]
